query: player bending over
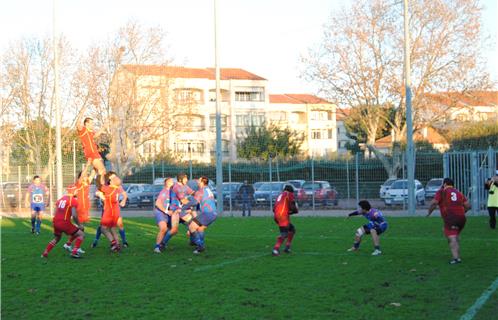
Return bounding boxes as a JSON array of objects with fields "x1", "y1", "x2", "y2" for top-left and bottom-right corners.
[
  {"x1": 183, "y1": 176, "x2": 217, "y2": 254},
  {"x1": 25, "y1": 175, "x2": 49, "y2": 235},
  {"x1": 347, "y1": 200, "x2": 388, "y2": 256},
  {"x1": 427, "y1": 178, "x2": 471, "y2": 264},
  {"x1": 76, "y1": 114, "x2": 106, "y2": 186},
  {"x1": 95, "y1": 171, "x2": 126, "y2": 252},
  {"x1": 272, "y1": 185, "x2": 298, "y2": 256},
  {"x1": 161, "y1": 173, "x2": 194, "y2": 248},
  {"x1": 154, "y1": 178, "x2": 174, "y2": 253},
  {"x1": 41, "y1": 188, "x2": 85, "y2": 259}
]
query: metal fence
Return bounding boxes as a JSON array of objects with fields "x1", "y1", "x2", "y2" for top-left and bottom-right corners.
[{"x1": 2, "y1": 148, "x2": 496, "y2": 215}]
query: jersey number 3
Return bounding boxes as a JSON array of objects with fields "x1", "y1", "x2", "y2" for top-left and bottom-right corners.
[{"x1": 450, "y1": 192, "x2": 457, "y2": 202}]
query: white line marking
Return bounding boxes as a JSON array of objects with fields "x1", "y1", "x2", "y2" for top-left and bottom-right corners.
[
  {"x1": 194, "y1": 254, "x2": 266, "y2": 272},
  {"x1": 460, "y1": 276, "x2": 498, "y2": 320}
]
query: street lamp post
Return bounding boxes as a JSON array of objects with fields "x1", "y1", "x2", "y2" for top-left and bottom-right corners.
[
  {"x1": 404, "y1": 0, "x2": 416, "y2": 214},
  {"x1": 214, "y1": 0, "x2": 223, "y2": 214}
]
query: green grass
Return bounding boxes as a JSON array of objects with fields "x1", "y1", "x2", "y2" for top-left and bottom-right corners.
[{"x1": 1, "y1": 216, "x2": 498, "y2": 320}]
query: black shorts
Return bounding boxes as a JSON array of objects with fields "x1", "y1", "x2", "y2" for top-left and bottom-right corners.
[{"x1": 279, "y1": 224, "x2": 295, "y2": 234}]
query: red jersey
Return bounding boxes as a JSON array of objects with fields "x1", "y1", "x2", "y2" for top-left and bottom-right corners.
[
  {"x1": 101, "y1": 185, "x2": 123, "y2": 214},
  {"x1": 53, "y1": 195, "x2": 79, "y2": 222},
  {"x1": 273, "y1": 191, "x2": 296, "y2": 225},
  {"x1": 434, "y1": 187, "x2": 467, "y2": 218},
  {"x1": 74, "y1": 180, "x2": 90, "y2": 210},
  {"x1": 78, "y1": 127, "x2": 100, "y2": 159}
]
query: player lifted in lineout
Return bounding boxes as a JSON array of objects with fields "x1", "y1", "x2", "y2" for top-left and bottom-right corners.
[
  {"x1": 41, "y1": 187, "x2": 85, "y2": 259},
  {"x1": 347, "y1": 200, "x2": 388, "y2": 256},
  {"x1": 76, "y1": 112, "x2": 106, "y2": 186},
  {"x1": 427, "y1": 178, "x2": 471, "y2": 264},
  {"x1": 272, "y1": 185, "x2": 298, "y2": 256},
  {"x1": 25, "y1": 175, "x2": 49, "y2": 235}
]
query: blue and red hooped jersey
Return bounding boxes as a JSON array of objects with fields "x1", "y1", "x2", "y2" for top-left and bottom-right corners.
[
  {"x1": 194, "y1": 186, "x2": 216, "y2": 215},
  {"x1": 170, "y1": 182, "x2": 194, "y2": 211}
]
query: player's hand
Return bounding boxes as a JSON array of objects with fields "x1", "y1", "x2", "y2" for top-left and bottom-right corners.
[
  {"x1": 181, "y1": 198, "x2": 189, "y2": 205},
  {"x1": 119, "y1": 200, "x2": 126, "y2": 207}
]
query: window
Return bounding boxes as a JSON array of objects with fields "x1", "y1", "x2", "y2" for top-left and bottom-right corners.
[
  {"x1": 210, "y1": 140, "x2": 229, "y2": 156},
  {"x1": 328, "y1": 129, "x2": 334, "y2": 139},
  {"x1": 234, "y1": 87, "x2": 265, "y2": 102},
  {"x1": 310, "y1": 111, "x2": 328, "y2": 121},
  {"x1": 476, "y1": 112, "x2": 488, "y2": 121},
  {"x1": 175, "y1": 141, "x2": 205, "y2": 155},
  {"x1": 289, "y1": 112, "x2": 306, "y2": 124},
  {"x1": 209, "y1": 115, "x2": 228, "y2": 132},
  {"x1": 208, "y1": 89, "x2": 230, "y2": 102},
  {"x1": 174, "y1": 114, "x2": 205, "y2": 132},
  {"x1": 312, "y1": 130, "x2": 322, "y2": 139},
  {"x1": 175, "y1": 89, "x2": 203, "y2": 103},
  {"x1": 236, "y1": 114, "x2": 265, "y2": 127}
]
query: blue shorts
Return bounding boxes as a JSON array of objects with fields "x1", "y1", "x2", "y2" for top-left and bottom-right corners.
[
  {"x1": 179, "y1": 199, "x2": 199, "y2": 218},
  {"x1": 196, "y1": 211, "x2": 217, "y2": 226},
  {"x1": 363, "y1": 222, "x2": 388, "y2": 235},
  {"x1": 154, "y1": 208, "x2": 171, "y2": 227},
  {"x1": 31, "y1": 203, "x2": 45, "y2": 212}
]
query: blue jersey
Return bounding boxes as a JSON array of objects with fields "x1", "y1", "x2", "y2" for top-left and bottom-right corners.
[
  {"x1": 156, "y1": 187, "x2": 171, "y2": 211},
  {"x1": 170, "y1": 183, "x2": 194, "y2": 211},
  {"x1": 195, "y1": 186, "x2": 217, "y2": 215},
  {"x1": 363, "y1": 208, "x2": 386, "y2": 226},
  {"x1": 27, "y1": 183, "x2": 48, "y2": 204}
]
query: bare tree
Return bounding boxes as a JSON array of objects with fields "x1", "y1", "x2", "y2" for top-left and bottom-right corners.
[
  {"x1": 77, "y1": 21, "x2": 175, "y2": 176},
  {"x1": 303, "y1": 0, "x2": 492, "y2": 177}
]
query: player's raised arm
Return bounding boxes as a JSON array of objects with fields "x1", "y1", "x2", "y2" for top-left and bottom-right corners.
[
  {"x1": 76, "y1": 106, "x2": 88, "y2": 131},
  {"x1": 119, "y1": 188, "x2": 128, "y2": 207},
  {"x1": 348, "y1": 210, "x2": 360, "y2": 217}
]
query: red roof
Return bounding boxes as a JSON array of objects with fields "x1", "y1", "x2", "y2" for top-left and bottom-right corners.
[
  {"x1": 424, "y1": 91, "x2": 498, "y2": 107},
  {"x1": 374, "y1": 127, "x2": 448, "y2": 148},
  {"x1": 269, "y1": 94, "x2": 331, "y2": 104},
  {"x1": 336, "y1": 108, "x2": 351, "y2": 121},
  {"x1": 122, "y1": 65, "x2": 266, "y2": 80}
]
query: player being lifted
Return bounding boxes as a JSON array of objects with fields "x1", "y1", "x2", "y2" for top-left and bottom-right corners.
[
  {"x1": 63, "y1": 161, "x2": 92, "y2": 254},
  {"x1": 41, "y1": 187, "x2": 85, "y2": 259},
  {"x1": 95, "y1": 171, "x2": 126, "y2": 252},
  {"x1": 427, "y1": 178, "x2": 471, "y2": 264},
  {"x1": 161, "y1": 173, "x2": 194, "y2": 248},
  {"x1": 347, "y1": 200, "x2": 388, "y2": 256},
  {"x1": 184, "y1": 176, "x2": 217, "y2": 254},
  {"x1": 153, "y1": 178, "x2": 174, "y2": 253},
  {"x1": 25, "y1": 175, "x2": 49, "y2": 235},
  {"x1": 272, "y1": 185, "x2": 298, "y2": 256},
  {"x1": 76, "y1": 113, "x2": 106, "y2": 186}
]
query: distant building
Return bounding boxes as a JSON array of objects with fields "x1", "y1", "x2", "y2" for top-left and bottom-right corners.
[
  {"x1": 115, "y1": 65, "x2": 339, "y2": 162},
  {"x1": 336, "y1": 108, "x2": 355, "y2": 154},
  {"x1": 374, "y1": 127, "x2": 449, "y2": 154}
]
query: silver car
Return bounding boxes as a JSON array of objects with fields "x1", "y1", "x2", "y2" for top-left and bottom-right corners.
[
  {"x1": 384, "y1": 179, "x2": 426, "y2": 206},
  {"x1": 379, "y1": 178, "x2": 397, "y2": 199},
  {"x1": 425, "y1": 178, "x2": 443, "y2": 198}
]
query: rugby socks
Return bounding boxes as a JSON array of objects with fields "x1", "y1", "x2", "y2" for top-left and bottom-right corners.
[
  {"x1": 197, "y1": 231, "x2": 205, "y2": 247},
  {"x1": 286, "y1": 232, "x2": 295, "y2": 247},
  {"x1": 31, "y1": 217, "x2": 36, "y2": 231},
  {"x1": 162, "y1": 230, "x2": 172, "y2": 245},
  {"x1": 66, "y1": 235, "x2": 77, "y2": 246},
  {"x1": 35, "y1": 219, "x2": 42, "y2": 233},
  {"x1": 95, "y1": 226, "x2": 102, "y2": 241},
  {"x1": 43, "y1": 239, "x2": 57, "y2": 256},
  {"x1": 119, "y1": 228, "x2": 127, "y2": 243},
  {"x1": 72, "y1": 238, "x2": 83, "y2": 255},
  {"x1": 274, "y1": 236, "x2": 285, "y2": 250},
  {"x1": 353, "y1": 242, "x2": 360, "y2": 249}
]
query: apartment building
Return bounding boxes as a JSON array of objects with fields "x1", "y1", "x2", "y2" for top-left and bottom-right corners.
[{"x1": 116, "y1": 65, "x2": 339, "y2": 162}]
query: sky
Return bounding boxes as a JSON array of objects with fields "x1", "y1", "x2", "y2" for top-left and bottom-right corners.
[{"x1": 0, "y1": 0, "x2": 496, "y2": 94}]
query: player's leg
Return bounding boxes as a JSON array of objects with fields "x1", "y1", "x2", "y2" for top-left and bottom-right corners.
[
  {"x1": 42, "y1": 234, "x2": 62, "y2": 257},
  {"x1": 92, "y1": 208, "x2": 104, "y2": 248},
  {"x1": 370, "y1": 229, "x2": 382, "y2": 256},
  {"x1": 447, "y1": 235, "x2": 461, "y2": 263},
  {"x1": 162, "y1": 211, "x2": 179, "y2": 246},
  {"x1": 488, "y1": 207, "x2": 497, "y2": 229},
  {"x1": 273, "y1": 225, "x2": 289, "y2": 256},
  {"x1": 242, "y1": 200, "x2": 247, "y2": 216},
  {"x1": 64, "y1": 234, "x2": 77, "y2": 251},
  {"x1": 70, "y1": 229, "x2": 85, "y2": 258},
  {"x1": 117, "y1": 217, "x2": 128, "y2": 247},
  {"x1": 92, "y1": 158, "x2": 106, "y2": 177},
  {"x1": 155, "y1": 221, "x2": 168, "y2": 253},
  {"x1": 284, "y1": 223, "x2": 296, "y2": 253},
  {"x1": 30, "y1": 210, "x2": 36, "y2": 233},
  {"x1": 109, "y1": 227, "x2": 120, "y2": 251},
  {"x1": 348, "y1": 225, "x2": 367, "y2": 252},
  {"x1": 247, "y1": 200, "x2": 252, "y2": 217},
  {"x1": 35, "y1": 210, "x2": 43, "y2": 234}
]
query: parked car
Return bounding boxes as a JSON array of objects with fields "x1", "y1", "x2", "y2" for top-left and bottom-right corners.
[
  {"x1": 133, "y1": 184, "x2": 164, "y2": 208},
  {"x1": 254, "y1": 182, "x2": 295, "y2": 206},
  {"x1": 425, "y1": 178, "x2": 444, "y2": 199},
  {"x1": 384, "y1": 179, "x2": 425, "y2": 206},
  {"x1": 253, "y1": 182, "x2": 264, "y2": 191},
  {"x1": 379, "y1": 178, "x2": 398, "y2": 199},
  {"x1": 0, "y1": 182, "x2": 31, "y2": 208},
  {"x1": 123, "y1": 184, "x2": 149, "y2": 207},
  {"x1": 220, "y1": 182, "x2": 243, "y2": 204},
  {"x1": 297, "y1": 181, "x2": 339, "y2": 206}
]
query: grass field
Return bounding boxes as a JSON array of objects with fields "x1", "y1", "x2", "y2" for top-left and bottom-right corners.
[{"x1": 1, "y1": 216, "x2": 498, "y2": 320}]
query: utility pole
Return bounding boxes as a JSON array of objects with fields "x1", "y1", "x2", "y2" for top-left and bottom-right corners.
[
  {"x1": 404, "y1": 0, "x2": 416, "y2": 214},
  {"x1": 214, "y1": 0, "x2": 223, "y2": 214},
  {"x1": 53, "y1": 0, "x2": 63, "y2": 198}
]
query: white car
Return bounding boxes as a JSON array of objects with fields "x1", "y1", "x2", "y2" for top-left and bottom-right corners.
[
  {"x1": 379, "y1": 178, "x2": 397, "y2": 199},
  {"x1": 384, "y1": 179, "x2": 425, "y2": 206}
]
